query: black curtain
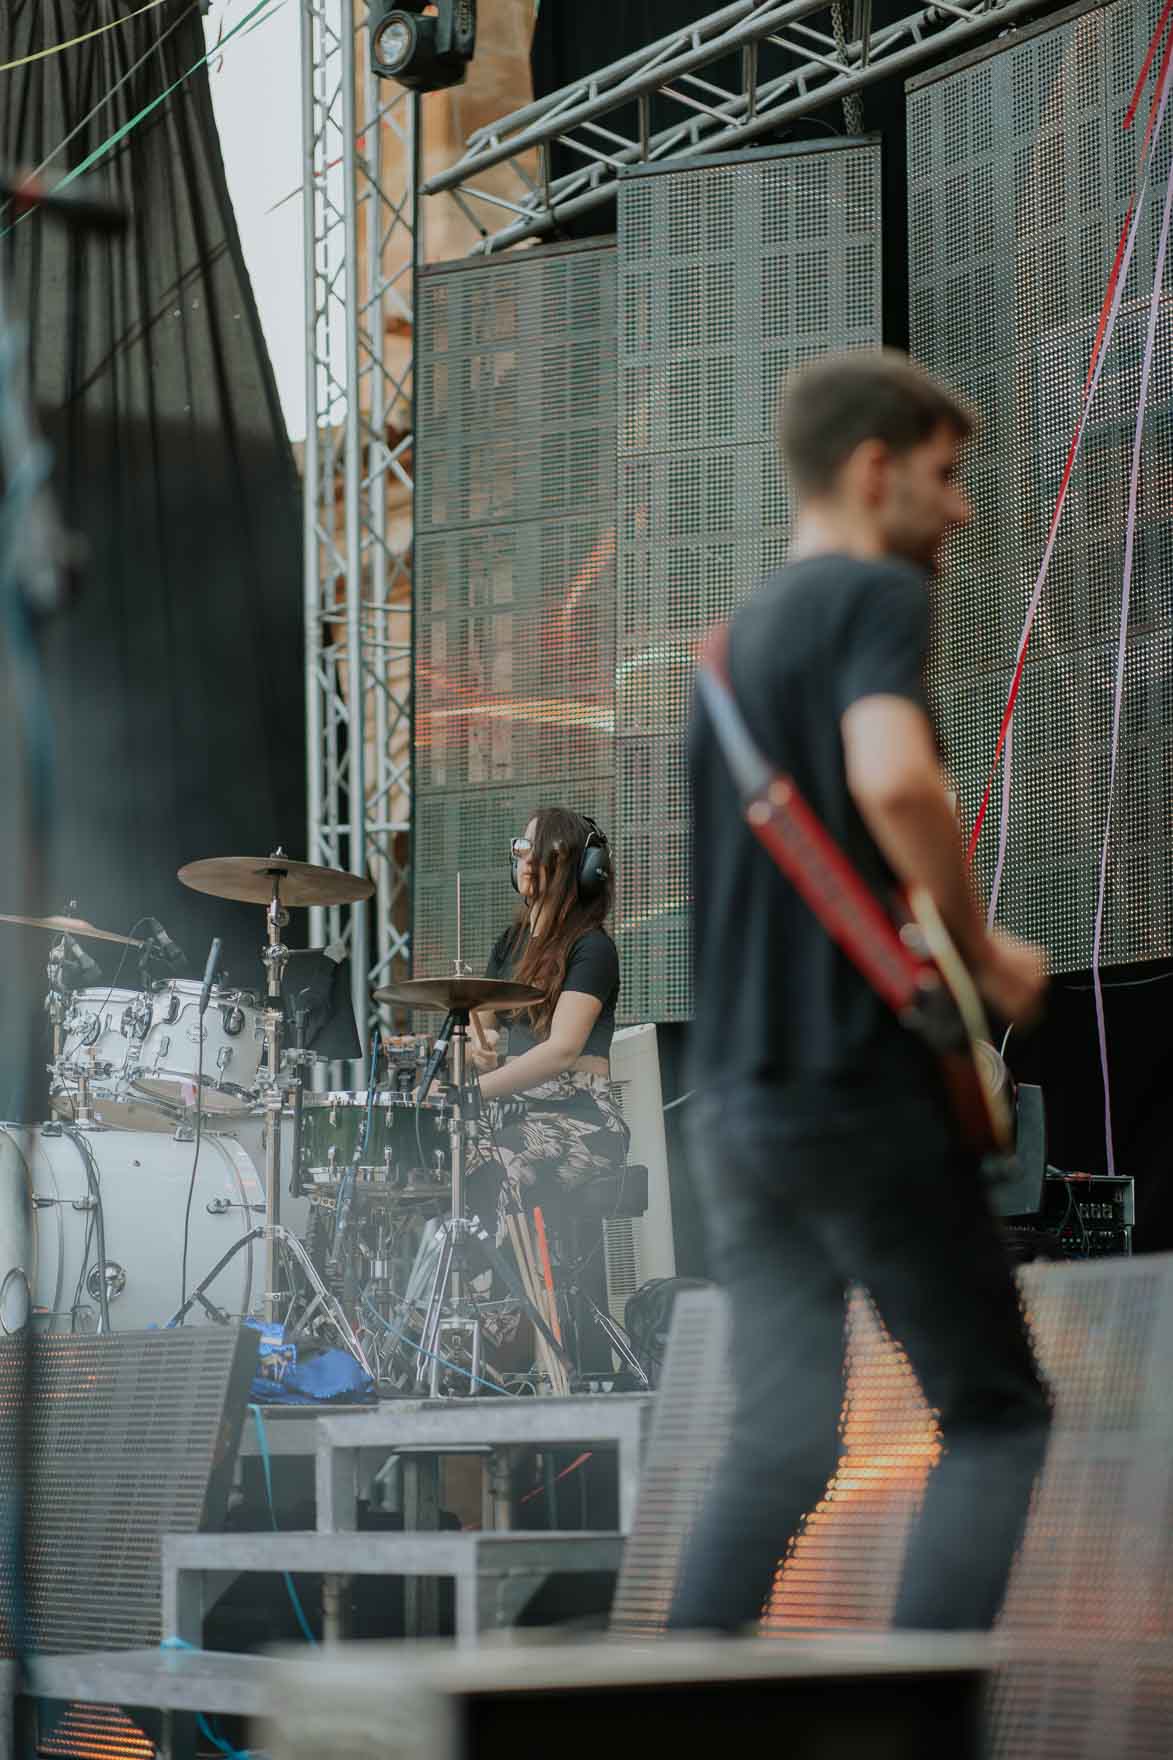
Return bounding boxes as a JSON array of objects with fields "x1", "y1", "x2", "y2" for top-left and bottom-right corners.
[{"x1": 0, "y1": 1, "x2": 305, "y2": 1115}]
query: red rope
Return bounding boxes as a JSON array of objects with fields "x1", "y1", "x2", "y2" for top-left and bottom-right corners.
[{"x1": 965, "y1": 16, "x2": 1173, "y2": 865}]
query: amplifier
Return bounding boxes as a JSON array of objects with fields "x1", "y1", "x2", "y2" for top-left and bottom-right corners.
[{"x1": 1040, "y1": 1172, "x2": 1134, "y2": 1259}]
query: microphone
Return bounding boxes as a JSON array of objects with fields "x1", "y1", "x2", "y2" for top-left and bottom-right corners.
[
  {"x1": 198, "y1": 938, "x2": 222, "y2": 1018},
  {"x1": 417, "y1": 1011, "x2": 456, "y2": 1107},
  {"x1": 1, "y1": 166, "x2": 129, "y2": 234},
  {"x1": 141, "y1": 917, "x2": 187, "y2": 972},
  {"x1": 58, "y1": 935, "x2": 101, "y2": 989}
]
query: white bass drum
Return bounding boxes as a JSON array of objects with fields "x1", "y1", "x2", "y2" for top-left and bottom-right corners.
[{"x1": 0, "y1": 1123, "x2": 264, "y2": 1332}]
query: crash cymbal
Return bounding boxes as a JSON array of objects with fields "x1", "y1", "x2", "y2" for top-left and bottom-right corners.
[
  {"x1": 0, "y1": 913, "x2": 145, "y2": 947},
  {"x1": 373, "y1": 976, "x2": 542, "y2": 1011},
  {"x1": 178, "y1": 852, "x2": 375, "y2": 908}
]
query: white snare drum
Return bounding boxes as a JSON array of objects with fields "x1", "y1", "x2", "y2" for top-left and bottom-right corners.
[
  {"x1": 0, "y1": 1122, "x2": 265, "y2": 1332},
  {"x1": 59, "y1": 981, "x2": 263, "y2": 1125}
]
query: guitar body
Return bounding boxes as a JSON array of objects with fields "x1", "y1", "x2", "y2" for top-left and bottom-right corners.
[{"x1": 903, "y1": 889, "x2": 1014, "y2": 1157}]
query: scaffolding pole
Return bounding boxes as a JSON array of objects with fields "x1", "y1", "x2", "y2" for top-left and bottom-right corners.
[{"x1": 301, "y1": 0, "x2": 414, "y2": 1071}]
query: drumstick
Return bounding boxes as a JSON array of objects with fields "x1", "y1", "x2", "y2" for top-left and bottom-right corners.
[
  {"x1": 471, "y1": 1013, "x2": 490, "y2": 1052},
  {"x1": 532, "y1": 1206, "x2": 563, "y2": 1347},
  {"x1": 521, "y1": 1213, "x2": 568, "y2": 1396},
  {"x1": 506, "y1": 1212, "x2": 566, "y2": 1395}
]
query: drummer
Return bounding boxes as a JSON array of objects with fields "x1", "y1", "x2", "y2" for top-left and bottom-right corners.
[{"x1": 470, "y1": 807, "x2": 628, "y2": 1235}]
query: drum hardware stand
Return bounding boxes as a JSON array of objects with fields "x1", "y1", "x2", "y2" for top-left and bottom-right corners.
[
  {"x1": 164, "y1": 1222, "x2": 372, "y2": 1372},
  {"x1": 556, "y1": 1260, "x2": 651, "y2": 1391},
  {"x1": 44, "y1": 915, "x2": 97, "y2": 1121},
  {"x1": 416, "y1": 1005, "x2": 571, "y2": 1397},
  {"x1": 286, "y1": 989, "x2": 316, "y2": 1200},
  {"x1": 173, "y1": 848, "x2": 376, "y2": 1349},
  {"x1": 258, "y1": 858, "x2": 293, "y2": 1325}
]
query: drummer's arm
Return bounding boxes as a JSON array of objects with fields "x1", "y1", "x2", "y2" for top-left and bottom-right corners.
[{"x1": 476, "y1": 991, "x2": 602, "y2": 1100}]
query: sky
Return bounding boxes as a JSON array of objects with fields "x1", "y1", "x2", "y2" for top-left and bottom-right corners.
[{"x1": 204, "y1": 0, "x2": 306, "y2": 438}]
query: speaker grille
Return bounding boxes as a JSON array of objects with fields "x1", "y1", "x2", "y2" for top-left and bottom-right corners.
[
  {"x1": 909, "y1": 0, "x2": 1173, "y2": 970},
  {"x1": 615, "y1": 142, "x2": 883, "y2": 1020},
  {"x1": 413, "y1": 241, "x2": 618, "y2": 981},
  {"x1": 611, "y1": 1256, "x2": 1173, "y2": 1756},
  {"x1": 0, "y1": 1326, "x2": 255, "y2": 1655}
]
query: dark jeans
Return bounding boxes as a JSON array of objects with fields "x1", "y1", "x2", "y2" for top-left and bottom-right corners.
[{"x1": 668, "y1": 1084, "x2": 1052, "y2": 1633}]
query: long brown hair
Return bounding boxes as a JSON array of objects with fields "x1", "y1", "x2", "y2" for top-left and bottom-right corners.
[{"x1": 512, "y1": 806, "x2": 613, "y2": 1038}]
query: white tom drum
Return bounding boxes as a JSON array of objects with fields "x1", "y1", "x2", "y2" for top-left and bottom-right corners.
[
  {"x1": 0, "y1": 1123, "x2": 265, "y2": 1332},
  {"x1": 58, "y1": 980, "x2": 264, "y2": 1127}
]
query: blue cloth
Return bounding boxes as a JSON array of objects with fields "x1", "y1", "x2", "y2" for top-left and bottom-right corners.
[{"x1": 244, "y1": 1319, "x2": 375, "y2": 1405}]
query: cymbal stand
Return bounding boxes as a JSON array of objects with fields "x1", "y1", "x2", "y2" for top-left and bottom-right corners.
[
  {"x1": 416, "y1": 1005, "x2": 570, "y2": 1396},
  {"x1": 45, "y1": 924, "x2": 98, "y2": 1123},
  {"x1": 45, "y1": 933, "x2": 67, "y2": 1120},
  {"x1": 259, "y1": 871, "x2": 291, "y2": 1325}
]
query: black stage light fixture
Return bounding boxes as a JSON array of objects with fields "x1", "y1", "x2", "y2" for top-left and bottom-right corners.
[{"x1": 370, "y1": 0, "x2": 476, "y2": 91}]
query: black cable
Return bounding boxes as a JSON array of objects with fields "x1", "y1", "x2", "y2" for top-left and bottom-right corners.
[
  {"x1": 62, "y1": 1126, "x2": 110, "y2": 1333},
  {"x1": 178, "y1": 1016, "x2": 207, "y2": 1322},
  {"x1": 1058, "y1": 967, "x2": 1173, "y2": 992},
  {"x1": 70, "y1": 1204, "x2": 95, "y2": 1330}
]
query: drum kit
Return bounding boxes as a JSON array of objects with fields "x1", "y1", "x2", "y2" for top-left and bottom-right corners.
[{"x1": 0, "y1": 848, "x2": 559, "y2": 1398}]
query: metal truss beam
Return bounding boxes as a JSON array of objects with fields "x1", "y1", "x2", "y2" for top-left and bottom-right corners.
[
  {"x1": 423, "y1": 0, "x2": 1043, "y2": 254},
  {"x1": 301, "y1": 0, "x2": 414, "y2": 1070}
]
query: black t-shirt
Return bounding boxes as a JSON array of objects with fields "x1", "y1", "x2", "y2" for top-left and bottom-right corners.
[
  {"x1": 688, "y1": 554, "x2": 943, "y2": 1108},
  {"x1": 485, "y1": 924, "x2": 620, "y2": 1059}
]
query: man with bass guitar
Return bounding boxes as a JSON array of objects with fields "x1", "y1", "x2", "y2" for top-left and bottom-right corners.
[{"x1": 673, "y1": 349, "x2": 1051, "y2": 1634}]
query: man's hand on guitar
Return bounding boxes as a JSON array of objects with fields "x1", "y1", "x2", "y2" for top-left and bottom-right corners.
[{"x1": 973, "y1": 931, "x2": 1048, "y2": 1026}]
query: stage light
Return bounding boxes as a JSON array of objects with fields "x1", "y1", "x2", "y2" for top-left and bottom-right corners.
[{"x1": 369, "y1": 0, "x2": 476, "y2": 91}]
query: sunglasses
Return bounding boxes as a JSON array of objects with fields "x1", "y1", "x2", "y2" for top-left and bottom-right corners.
[{"x1": 510, "y1": 835, "x2": 534, "y2": 860}]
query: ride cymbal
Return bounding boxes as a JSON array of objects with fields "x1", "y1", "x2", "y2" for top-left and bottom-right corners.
[
  {"x1": 0, "y1": 912, "x2": 145, "y2": 947},
  {"x1": 373, "y1": 976, "x2": 542, "y2": 1011},
  {"x1": 178, "y1": 853, "x2": 374, "y2": 908}
]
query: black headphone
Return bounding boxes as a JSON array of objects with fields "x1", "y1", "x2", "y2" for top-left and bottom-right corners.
[
  {"x1": 510, "y1": 814, "x2": 612, "y2": 903},
  {"x1": 576, "y1": 815, "x2": 613, "y2": 904}
]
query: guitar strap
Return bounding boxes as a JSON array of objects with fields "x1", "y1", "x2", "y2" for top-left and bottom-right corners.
[{"x1": 695, "y1": 623, "x2": 928, "y2": 1022}]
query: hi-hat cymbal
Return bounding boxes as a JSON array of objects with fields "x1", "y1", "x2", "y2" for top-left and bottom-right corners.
[
  {"x1": 373, "y1": 976, "x2": 542, "y2": 1011},
  {"x1": 178, "y1": 853, "x2": 375, "y2": 908},
  {"x1": 0, "y1": 912, "x2": 145, "y2": 947}
]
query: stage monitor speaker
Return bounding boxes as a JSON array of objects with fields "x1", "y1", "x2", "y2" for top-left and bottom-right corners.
[
  {"x1": 609, "y1": 1256, "x2": 1173, "y2": 1757},
  {"x1": 0, "y1": 1325, "x2": 257, "y2": 1656}
]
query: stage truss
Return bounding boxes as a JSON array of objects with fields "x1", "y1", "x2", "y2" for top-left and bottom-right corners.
[
  {"x1": 300, "y1": 0, "x2": 415, "y2": 1059},
  {"x1": 422, "y1": 0, "x2": 1052, "y2": 255}
]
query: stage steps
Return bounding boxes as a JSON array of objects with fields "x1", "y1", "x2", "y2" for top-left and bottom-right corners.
[
  {"x1": 313, "y1": 1392, "x2": 651, "y2": 1535},
  {"x1": 159, "y1": 1393, "x2": 651, "y2": 1648},
  {"x1": 164, "y1": 1529, "x2": 624, "y2": 1648}
]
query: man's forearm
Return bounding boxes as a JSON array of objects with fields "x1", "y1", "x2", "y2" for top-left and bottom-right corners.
[{"x1": 856, "y1": 785, "x2": 990, "y2": 968}]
